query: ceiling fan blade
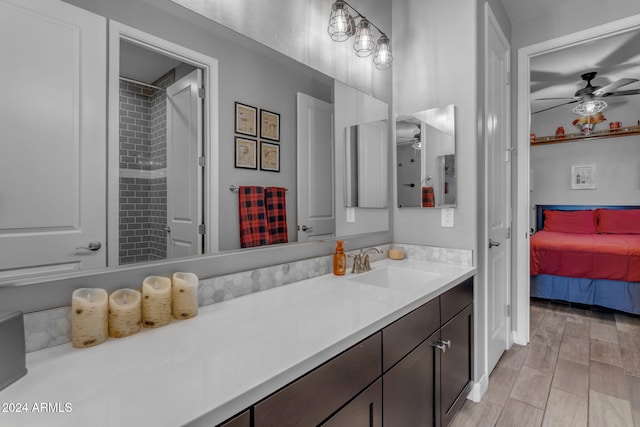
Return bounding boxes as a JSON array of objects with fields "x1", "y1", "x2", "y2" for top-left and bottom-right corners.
[
  {"x1": 531, "y1": 99, "x2": 579, "y2": 115},
  {"x1": 535, "y1": 97, "x2": 578, "y2": 101},
  {"x1": 604, "y1": 89, "x2": 640, "y2": 97},
  {"x1": 593, "y1": 78, "x2": 639, "y2": 96}
]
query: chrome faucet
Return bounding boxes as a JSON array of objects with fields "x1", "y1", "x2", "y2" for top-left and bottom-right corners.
[{"x1": 351, "y1": 247, "x2": 383, "y2": 274}]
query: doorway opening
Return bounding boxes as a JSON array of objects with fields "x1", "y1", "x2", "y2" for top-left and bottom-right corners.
[
  {"x1": 118, "y1": 41, "x2": 202, "y2": 265},
  {"x1": 107, "y1": 21, "x2": 219, "y2": 267},
  {"x1": 515, "y1": 14, "x2": 640, "y2": 344}
]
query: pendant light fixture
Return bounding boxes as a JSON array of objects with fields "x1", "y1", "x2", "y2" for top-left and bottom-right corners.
[
  {"x1": 572, "y1": 99, "x2": 607, "y2": 116},
  {"x1": 327, "y1": 0, "x2": 392, "y2": 69}
]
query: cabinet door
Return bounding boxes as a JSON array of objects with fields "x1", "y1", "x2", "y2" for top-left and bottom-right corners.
[
  {"x1": 440, "y1": 304, "x2": 473, "y2": 427},
  {"x1": 322, "y1": 379, "x2": 382, "y2": 427},
  {"x1": 219, "y1": 410, "x2": 250, "y2": 427},
  {"x1": 383, "y1": 330, "x2": 438, "y2": 427}
]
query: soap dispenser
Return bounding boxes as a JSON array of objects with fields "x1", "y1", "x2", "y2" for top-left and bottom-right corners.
[{"x1": 333, "y1": 240, "x2": 347, "y2": 276}]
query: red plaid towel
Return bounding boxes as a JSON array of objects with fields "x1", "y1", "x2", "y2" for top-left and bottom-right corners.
[
  {"x1": 265, "y1": 187, "x2": 288, "y2": 244},
  {"x1": 239, "y1": 186, "x2": 271, "y2": 248},
  {"x1": 422, "y1": 186, "x2": 435, "y2": 207}
]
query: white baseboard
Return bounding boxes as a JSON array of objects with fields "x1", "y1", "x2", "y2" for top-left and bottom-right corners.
[{"x1": 468, "y1": 372, "x2": 489, "y2": 402}]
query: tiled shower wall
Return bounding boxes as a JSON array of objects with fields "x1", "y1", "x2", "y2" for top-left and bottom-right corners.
[{"x1": 119, "y1": 70, "x2": 175, "y2": 264}]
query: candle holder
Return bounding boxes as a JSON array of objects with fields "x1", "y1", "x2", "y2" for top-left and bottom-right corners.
[
  {"x1": 71, "y1": 288, "x2": 108, "y2": 348},
  {"x1": 142, "y1": 276, "x2": 172, "y2": 328},
  {"x1": 108, "y1": 289, "x2": 142, "y2": 338},
  {"x1": 172, "y1": 273, "x2": 199, "y2": 320}
]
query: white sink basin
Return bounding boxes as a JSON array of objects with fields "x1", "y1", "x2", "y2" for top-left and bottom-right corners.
[{"x1": 348, "y1": 266, "x2": 440, "y2": 290}]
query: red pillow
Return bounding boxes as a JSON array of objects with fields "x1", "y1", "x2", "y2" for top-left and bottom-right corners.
[
  {"x1": 543, "y1": 210, "x2": 596, "y2": 234},
  {"x1": 596, "y1": 209, "x2": 640, "y2": 234}
]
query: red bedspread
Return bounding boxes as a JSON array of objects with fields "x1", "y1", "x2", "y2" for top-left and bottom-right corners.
[{"x1": 530, "y1": 231, "x2": 640, "y2": 282}]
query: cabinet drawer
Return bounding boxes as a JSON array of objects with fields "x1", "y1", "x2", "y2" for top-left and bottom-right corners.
[
  {"x1": 440, "y1": 277, "x2": 473, "y2": 325},
  {"x1": 382, "y1": 298, "x2": 439, "y2": 371},
  {"x1": 254, "y1": 332, "x2": 381, "y2": 427}
]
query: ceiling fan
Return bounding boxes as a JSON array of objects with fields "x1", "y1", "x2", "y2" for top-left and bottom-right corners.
[{"x1": 532, "y1": 71, "x2": 640, "y2": 114}]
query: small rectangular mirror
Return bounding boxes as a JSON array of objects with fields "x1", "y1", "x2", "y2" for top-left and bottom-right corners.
[
  {"x1": 344, "y1": 120, "x2": 389, "y2": 208},
  {"x1": 396, "y1": 104, "x2": 456, "y2": 208}
]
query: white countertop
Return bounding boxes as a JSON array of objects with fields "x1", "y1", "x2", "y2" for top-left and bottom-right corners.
[{"x1": 0, "y1": 259, "x2": 475, "y2": 427}]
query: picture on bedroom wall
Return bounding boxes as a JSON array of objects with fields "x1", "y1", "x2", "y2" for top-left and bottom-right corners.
[
  {"x1": 260, "y1": 109, "x2": 280, "y2": 141},
  {"x1": 260, "y1": 141, "x2": 280, "y2": 172},
  {"x1": 571, "y1": 164, "x2": 596, "y2": 189},
  {"x1": 235, "y1": 102, "x2": 257, "y2": 137},
  {"x1": 235, "y1": 137, "x2": 257, "y2": 169}
]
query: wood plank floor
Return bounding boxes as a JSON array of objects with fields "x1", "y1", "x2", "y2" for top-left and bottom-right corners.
[{"x1": 451, "y1": 299, "x2": 640, "y2": 427}]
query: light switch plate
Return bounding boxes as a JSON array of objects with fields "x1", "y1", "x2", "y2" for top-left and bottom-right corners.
[
  {"x1": 346, "y1": 207, "x2": 356, "y2": 223},
  {"x1": 441, "y1": 208, "x2": 454, "y2": 227}
]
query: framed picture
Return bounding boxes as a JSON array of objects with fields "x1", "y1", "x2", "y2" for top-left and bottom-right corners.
[
  {"x1": 571, "y1": 164, "x2": 596, "y2": 189},
  {"x1": 235, "y1": 102, "x2": 257, "y2": 137},
  {"x1": 260, "y1": 109, "x2": 280, "y2": 141},
  {"x1": 235, "y1": 137, "x2": 257, "y2": 169},
  {"x1": 260, "y1": 141, "x2": 280, "y2": 172}
]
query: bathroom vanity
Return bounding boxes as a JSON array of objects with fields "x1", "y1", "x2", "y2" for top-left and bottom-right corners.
[{"x1": 0, "y1": 259, "x2": 474, "y2": 427}]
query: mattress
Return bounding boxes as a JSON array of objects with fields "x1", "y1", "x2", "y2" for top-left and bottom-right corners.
[{"x1": 530, "y1": 231, "x2": 640, "y2": 282}]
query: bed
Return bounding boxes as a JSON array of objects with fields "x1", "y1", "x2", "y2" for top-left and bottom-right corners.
[{"x1": 530, "y1": 205, "x2": 640, "y2": 314}]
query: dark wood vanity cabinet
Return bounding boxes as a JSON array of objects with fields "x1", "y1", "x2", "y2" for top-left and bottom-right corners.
[
  {"x1": 216, "y1": 277, "x2": 474, "y2": 427},
  {"x1": 383, "y1": 276, "x2": 473, "y2": 427}
]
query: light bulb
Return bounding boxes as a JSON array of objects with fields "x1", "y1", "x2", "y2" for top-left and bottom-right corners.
[
  {"x1": 354, "y1": 19, "x2": 374, "y2": 57},
  {"x1": 373, "y1": 35, "x2": 392, "y2": 69}
]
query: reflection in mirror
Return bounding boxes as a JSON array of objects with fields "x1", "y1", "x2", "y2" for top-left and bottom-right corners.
[
  {"x1": 396, "y1": 105, "x2": 456, "y2": 208},
  {"x1": 344, "y1": 120, "x2": 389, "y2": 208}
]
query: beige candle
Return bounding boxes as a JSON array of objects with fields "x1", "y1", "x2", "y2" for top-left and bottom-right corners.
[
  {"x1": 108, "y1": 288, "x2": 142, "y2": 338},
  {"x1": 142, "y1": 276, "x2": 172, "y2": 328},
  {"x1": 172, "y1": 272, "x2": 199, "y2": 320},
  {"x1": 71, "y1": 288, "x2": 108, "y2": 348}
]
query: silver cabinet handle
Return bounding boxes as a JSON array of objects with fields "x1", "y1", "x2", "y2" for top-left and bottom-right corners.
[
  {"x1": 76, "y1": 241, "x2": 102, "y2": 251},
  {"x1": 431, "y1": 342, "x2": 447, "y2": 353},
  {"x1": 489, "y1": 239, "x2": 501, "y2": 248},
  {"x1": 301, "y1": 225, "x2": 313, "y2": 232},
  {"x1": 440, "y1": 339, "x2": 451, "y2": 349}
]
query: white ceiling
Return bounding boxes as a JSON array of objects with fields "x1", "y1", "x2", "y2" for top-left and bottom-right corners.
[
  {"x1": 120, "y1": 41, "x2": 182, "y2": 84},
  {"x1": 500, "y1": 0, "x2": 640, "y2": 115}
]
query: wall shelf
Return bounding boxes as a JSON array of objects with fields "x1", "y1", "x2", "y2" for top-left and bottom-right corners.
[{"x1": 531, "y1": 126, "x2": 640, "y2": 146}]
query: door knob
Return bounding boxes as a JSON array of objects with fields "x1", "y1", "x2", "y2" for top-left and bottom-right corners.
[
  {"x1": 301, "y1": 225, "x2": 313, "y2": 232},
  {"x1": 489, "y1": 239, "x2": 501, "y2": 249},
  {"x1": 164, "y1": 226, "x2": 171, "y2": 233},
  {"x1": 76, "y1": 241, "x2": 102, "y2": 251}
]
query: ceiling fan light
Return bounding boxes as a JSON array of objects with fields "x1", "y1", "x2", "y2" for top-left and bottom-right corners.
[
  {"x1": 328, "y1": 1, "x2": 354, "y2": 42},
  {"x1": 572, "y1": 100, "x2": 607, "y2": 115},
  {"x1": 373, "y1": 35, "x2": 392, "y2": 70},
  {"x1": 353, "y1": 19, "x2": 375, "y2": 57}
]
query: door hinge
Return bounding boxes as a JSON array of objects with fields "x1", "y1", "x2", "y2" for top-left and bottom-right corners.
[
  {"x1": 505, "y1": 226, "x2": 511, "y2": 239},
  {"x1": 506, "y1": 71, "x2": 510, "y2": 86},
  {"x1": 198, "y1": 87, "x2": 205, "y2": 99},
  {"x1": 198, "y1": 224, "x2": 206, "y2": 235},
  {"x1": 505, "y1": 304, "x2": 511, "y2": 317},
  {"x1": 198, "y1": 156, "x2": 206, "y2": 167}
]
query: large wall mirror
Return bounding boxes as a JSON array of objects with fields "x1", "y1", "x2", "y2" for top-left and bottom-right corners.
[
  {"x1": 0, "y1": 0, "x2": 390, "y2": 287},
  {"x1": 396, "y1": 104, "x2": 456, "y2": 208}
]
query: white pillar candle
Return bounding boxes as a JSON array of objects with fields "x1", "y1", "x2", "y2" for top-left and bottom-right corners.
[
  {"x1": 71, "y1": 288, "x2": 108, "y2": 348},
  {"x1": 108, "y1": 288, "x2": 142, "y2": 338},
  {"x1": 142, "y1": 276, "x2": 172, "y2": 328},
  {"x1": 172, "y1": 272, "x2": 199, "y2": 320}
]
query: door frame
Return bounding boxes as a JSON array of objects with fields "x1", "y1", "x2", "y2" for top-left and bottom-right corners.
[
  {"x1": 514, "y1": 14, "x2": 640, "y2": 344},
  {"x1": 107, "y1": 21, "x2": 219, "y2": 266}
]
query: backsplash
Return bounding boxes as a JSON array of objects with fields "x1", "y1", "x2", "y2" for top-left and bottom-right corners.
[{"x1": 23, "y1": 243, "x2": 472, "y2": 352}]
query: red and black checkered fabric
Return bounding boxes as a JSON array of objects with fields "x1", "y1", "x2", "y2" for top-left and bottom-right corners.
[
  {"x1": 422, "y1": 186, "x2": 435, "y2": 208},
  {"x1": 239, "y1": 186, "x2": 271, "y2": 248},
  {"x1": 265, "y1": 187, "x2": 288, "y2": 244}
]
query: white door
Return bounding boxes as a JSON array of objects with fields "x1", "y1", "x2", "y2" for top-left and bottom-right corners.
[
  {"x1": 166, "y1": 69, "x2": 203, "y2": 259},
  {"x1": 486, "y1": 6, "x2": 512, "y2": 374},
  {"x1": 297, "y1": 93, "x2": 335, "y2": 242},
  {"x1": 0, "y1": 0, "x2": 106, "y2": 281}
]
